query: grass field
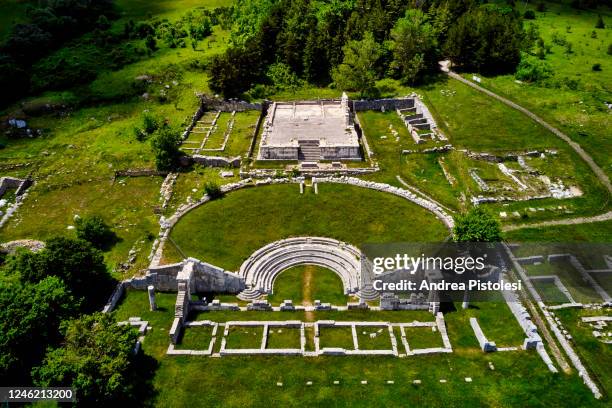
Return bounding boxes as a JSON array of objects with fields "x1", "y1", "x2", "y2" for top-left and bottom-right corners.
[
  {"x1": 506, "y1": 219, "x2": 612, "y2": 242},
  {"x1": 360, "y1": 79, "x2": 610, "y2": 223},
  {"x1": 469, "y1": 1, "x2": 612, "y2": 178},
  {"x1": 112, "y1": 289, "x2": 608, "y2": 407},
  {"x1": 167, "y1": 183, "x2": 450, "y2": 269},
  {"x1": 267, "y1": 265, "x2": 349, "y2": 306}
]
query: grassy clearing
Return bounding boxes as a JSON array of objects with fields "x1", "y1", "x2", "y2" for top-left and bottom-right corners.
[
  {"x1": 168, "y1": 183, "x2": 450, "y2": 270},
  {"x1": 505, "y1": 219, "x2": 612, "y2": 242},
  {"x1": 319, "y1": 326, "x2": 355, "y2": 349},
  {"x1": 0, "y1": 176, "x2": 161, "y2": 278},
  {"x1": 403, "y1": 326, "x2": 443, "y2": 350},
  {"x1": 266, "y1": 327, "x2": 302, "y2": 350},
  {"x1": 555, "y1": 307, "x2": 612, "y2": 396},
  {"x1": 225, "y1": 325, "x2": 264, "y2": 350},
  {"x1": 112, "y1": 289, "x2": 607, "y2": 407},
  {"x1": 469, "y1": 1, "x2": 612, "y2": 178},
  {"x1": 524, "y1": 262, "x2": 605, "y2": 303},
  {"x1": 267, "y1": 265, "x2": 349, "y2": 306},
  {"x1": 356, "y1": 327, "x2": 393, "y2": 350},
  {"x1": 224, "y1": 110, "x2": 261, "y2": 158},
  {"x1": 177, "y1": 325, "x2": 214, "y2": 350}
]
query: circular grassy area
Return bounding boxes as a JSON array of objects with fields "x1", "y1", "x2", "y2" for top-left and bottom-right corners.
[
  {"x1": 167, "y1": 183, "x2": 449, "y2": 270},
  {"x1": 266, "y1": 265, "x2": 348, "y2": 306}
]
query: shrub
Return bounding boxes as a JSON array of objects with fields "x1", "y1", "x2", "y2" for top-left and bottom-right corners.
[
  {"x1": 75, "y1": 215, "x2": 117, "y2": 250},
  {"x1": 592, "y1": 63, "x2": 602, "y2": 71},
  {"x1": 595, "y1": 15, "x2": 605, "y2": 29},
  {"x1": 551, "y1": 31, "x2": 566, "y2": 46},
  {"x1": 591, "y1": 30, "x2": 597, "y2": 39},
  {"x1": 204, "y1": 181, "x2": 223, "y2": 199},
  {"x1": 523, "y1": 10, "x2": 536, "y2": 20},
  {"x1": 151, "y1": 125, "x2": 182, "y2": 170},
  {"x1": 453, "y1": 207, "x2": 502, "y2": 243},
  {"x1": 515, "y1": 53, "x2": 553, "y2": 82}
]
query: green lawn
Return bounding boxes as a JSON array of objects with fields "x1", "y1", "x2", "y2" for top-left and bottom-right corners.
[
  {"x1": 267, "y1": 265, "x2": 349, "y2": 306},
  {"x1": 555, "y1": 307, "x2": 612, "y2": 396},
  {"x1": 177, "y1": 325, "x2": 214, "y2": 350},
  {"x1": 319, "y1": 326, "x2": 355, "y2": 349},
  {"x1": 168, "y1": 183, "x2": 450, "y2": 270},
  {"x1": 112, "y1": 289, "x2": 608, "y2": 407},
  {"x1": 225, "y1": 325, "x2": 264, "y2": 350},
  {"x1": 266, "y1": 327, "x2": 302, "y2": 350},
  {"x1": 505, "y1": 219, "x2": 612, "y2": 242},
  {"x1": 356, "y1": 327, "x2": 393, "y2": 350},
  {"x1": 402, "y1": 326, "x2": 444, "y2": 350}
]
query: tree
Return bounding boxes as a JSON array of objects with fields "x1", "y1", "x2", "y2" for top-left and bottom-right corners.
[
  {"x1": 0, "y1": 277, "x2": 77, "y2": 383},
  {"x1": 453, "y1": 207, "x2": 502, "y2": 243},
  {"x1": 75, "y1": 215, "x2": 118, "y2": 250},
  {"x1": 209, "y1": 42, "x2": 265, "y2": 97},
  {"x1": 151, "y1": 125, "x2": 182, "y2": 171},
  {"x1": 7, "y1": 237, "x2": 114, "y2": 312},
  {"x1": 390, "y1": 10, "x2": 437, "y2": 84},
  {"x1": 33, "y1": 313, "x2": 140, "y2": 406},
  {"x1": 332, "y1": 32, "x2": 381, "y2": 98},
  {"x1": 444, "y1": 6, "x2": 525, "y2": 74},
  {"x1": 515, "y1": 52, "x2": 553, "y2": 82},
  {"x1": 595, "y1": 15, "x2": 605, "y2": 29}
]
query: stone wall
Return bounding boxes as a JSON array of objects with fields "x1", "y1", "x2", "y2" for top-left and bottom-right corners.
[
  {"x1": 201, "y1": 97, "x2": 263, "y2": 112},
  {"x1": 114, "y1": 169, "x2": 169, "y2": 178},
  {"x1": 190, "y1": 155, "x2": 242, "y2": 168},
  {"x1": 145, "y1": 258, "x2": 244, "y2": 294},
  {"x1": 470, "y1": 317, "x2": 497, "y2": 352},
  {"x1": 352, "y1": 97, "x2": 415, "y2": 112}
]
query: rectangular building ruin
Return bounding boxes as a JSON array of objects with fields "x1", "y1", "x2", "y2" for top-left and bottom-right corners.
[{"x1": 258, "y1": 93, "x2": 361, "y2": 161}]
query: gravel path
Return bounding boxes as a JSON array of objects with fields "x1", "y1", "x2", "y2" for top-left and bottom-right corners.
[{"x1": 503, "y1": 210, "x2": 612, "y2": 231}]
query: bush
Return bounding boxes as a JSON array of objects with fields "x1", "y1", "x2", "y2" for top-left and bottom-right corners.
[
  {"x1": 523, "y1": 10, "x2": 536, "y2": 20},
  {"x1": 592, "y1": 63, "x2": 602, "y2": 71},
  {"x1": 151, "y1": 125, "x2": 182, "y2": 170},
  {"x1": 204, "y1": 181, "x2": 223, "y2": 199},
  {"x1": 551, "y1": 31, "x2": 566, "y2": 46},
  {"x1": 595, "y1": 15, "x2": 605, "y2": 29},
  {"x1": 75, "y1": 215, "x2": 117, "y2": 250},
  {"x1": 515, "y1": 53, "x2": 553, "y2": 82},
  {"x1": 453, "y1": 207, "x2": 502, "y2": 243}
]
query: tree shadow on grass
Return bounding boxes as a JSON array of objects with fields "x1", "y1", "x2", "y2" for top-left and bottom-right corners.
[{"x1": 128, "y1": 352, "x2": 160, "y2": 407}]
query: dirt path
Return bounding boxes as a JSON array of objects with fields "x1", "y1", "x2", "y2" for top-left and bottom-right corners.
[
  {"x1": 503, "y1": 210, "x2": 612, "y2": 232},
  {"x1": 303, "y1": 265, "x2": 315, "y2": 321},
  {"x1": 445, "y1": 70, "x2": 612, "y2": 195}
]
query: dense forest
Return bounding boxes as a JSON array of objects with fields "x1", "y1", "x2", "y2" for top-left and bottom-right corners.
[{"x1": 209, "y1": 0, "x2": 531, "y2": 97}]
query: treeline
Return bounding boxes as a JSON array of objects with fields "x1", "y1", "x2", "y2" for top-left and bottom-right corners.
[
  {"x1": 209, "y1": 0, "x2": 530, "y2": 98},
  {"x1": 0, "y1": 0, "x2": 116, "y2": 104}
]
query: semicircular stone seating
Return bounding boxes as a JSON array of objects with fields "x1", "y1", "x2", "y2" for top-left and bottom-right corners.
[{"x1": 237, "y1": 237, "x2": 372, "y2": 301}]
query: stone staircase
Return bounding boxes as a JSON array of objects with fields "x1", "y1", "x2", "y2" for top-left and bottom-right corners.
[
  {"x1": 237, "y1": 287, "x2": 263, "y2": 301},
  {"x1": 356, "y1": 284, "x2": 380, "y2": 301},
  {"x1": 298, "y1": 140, "x2": 321, "y2": 161}
]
